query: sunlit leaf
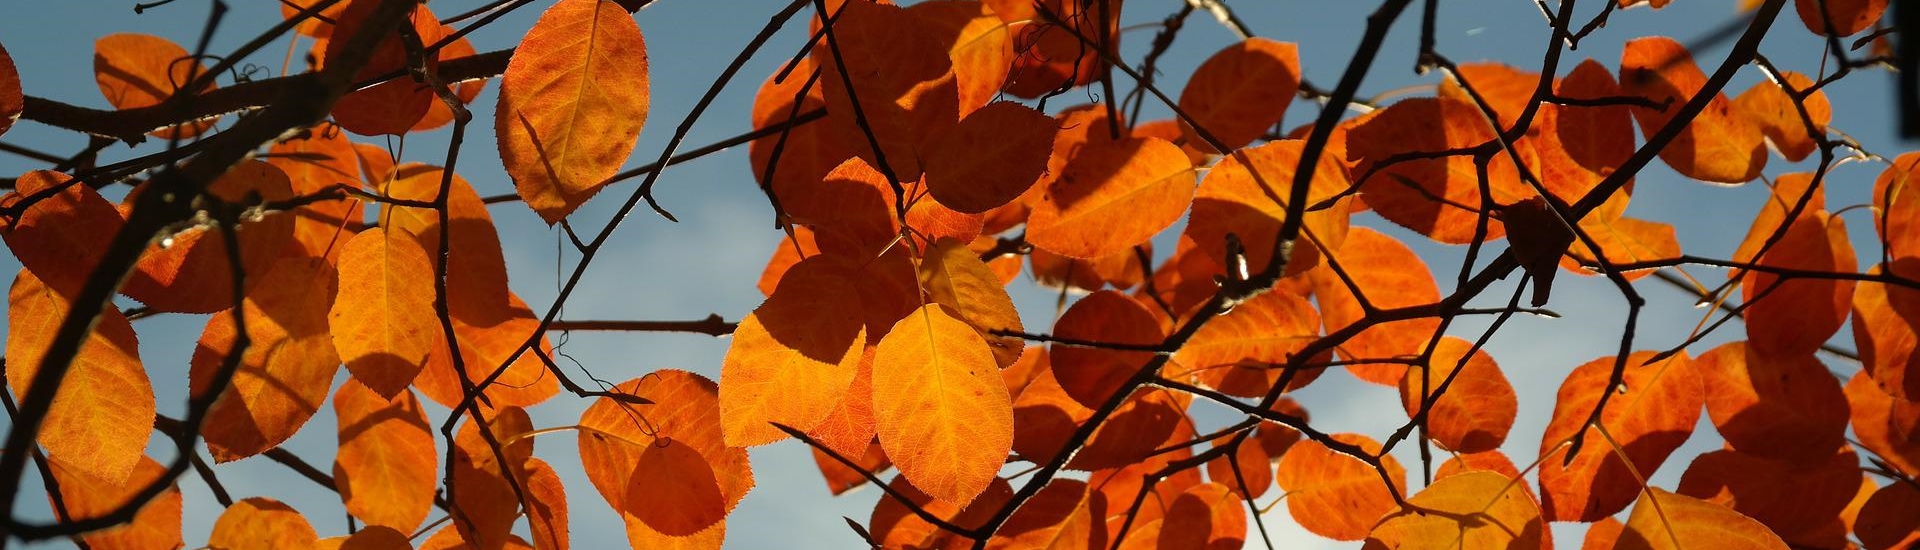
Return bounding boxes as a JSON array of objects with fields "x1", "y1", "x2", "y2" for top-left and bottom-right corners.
[
  {"x1": 1364, "y1": 471, "x2": 1545, "y2": 550},
  {"x1": 191, "y1": 258, "x2": 341, "y2": 462},
  {"x1": 1793, "y1": 0, "x2": 1887, "y2": 36},
  {"x1": 1538, "y1": 351, "x2": 1702, "y2": 522},
  {"x1": 1178, "y1": 38, "x2": 1300, "y2": 153},
  {"x1": 1736, "y1": 174, "x2": 1855, "y2": 357},
  {"x1": 988, "y1": 478, "x2": 1104, "y2": 550},
  {"x1": 923, "y1": 101, "x2": 1055, "y2": 213},
  {"x1": 93, "y1": 33, "x2": 217, "y2": 138},
  {"x1": 1733, "y1": 71, "x2": 1830, "y2": 162},
  {"x1": 45, "y1": 454, "x2": 182, "y2": 550},
  {"x1": 325, "y1": 0, "x2": 441, "y2": 136},
  {"x1": 921, "y1": 238, "x2": 1026, "y2": 367},
  {"x1": 720, "y1": 255, "x2": 868, "y2": 447},
  {"x1": 1616, "y1": 488, "x2": 1788, "y2": 550},
  {"x1": 905, "y1": 0, "x2": 1014, "y2": 116},
  {"x1": 209, "y1": 497, "x2": 319, "y2": 550},
  {"x1": 332, "y1": 380, "x2": 435, "y2": 534},
  {"x1": 1027, "y1": 136, "x2": 1196, "y2": 259},
  {"x1": 811, "y1": 441, "x2": 891, "y2": 496},
  {"x1": 497, "y1": 0, "x2": 651, "y2": 223},
  {"x1": 1398, "y1": 337, "x2": 1516, "y2": 454},
  {"x1": 0, "y1": 171, "x2": 125, "y2": 297},
  {"x1": 1344, "y1": 97, "x2": 1536, "y2": 243},
  {"x1": 1157, "y1": 483, "x2": 1246, "y2": 550},
  {"x1": 123, "y1": 161, "x2": 297, "y2": 313},
  {"x1": 873, "y1": 304, "x2": 1013, "y2": 504},
  {"x1": 1050, "y1": 290, "x2": 1164, "y2": 408},
  {"x1": 1185, "y1": 139, "x2": 1351, "y2": 276},
  {"x1": 1620, "y1": 36, "x2": 1765, "y2": 184},
  {"x1": 1310, "y1": 227, "x2": 1442, "y2": 385},
  {"x1": 1676, "y1": 447, "x2": 1862, "y2": 539},
  {"x1": 869, "y1": 475, "x2": 1010, "y2": 549},
  {"x1": 814, "y1": 0, "x2": 958, "y2": 182},
  {"x1": 330, "y1": 227, "x2": 441, "y2": 397},
  {"x1": 1855, "y1": 260, "x2": 1920, "y2": 401},
  {"x1": 1842, "y1": 372, "x2": 1920, "y2": 477},
  {"x1": 1171, "y1": 287, "x2": 1325, "y2": 397},
  {"x1": 6, "y1": 269, "x2": 151, "y2": 485},
  {"x1": 1275, "y1": 432, "x2": 1406, "y2": 541},
  {"x1": 1694, "y1": 341, "x2": 1848, "y2": 462},
  {"x1": 581, "y1": 370, "x2": 751, "y2": 549}
]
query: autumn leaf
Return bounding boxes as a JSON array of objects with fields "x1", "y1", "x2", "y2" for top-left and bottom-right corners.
[
  {"x1": 1695, "y1": 341, "x2": 1849, "y2": 463},
  {"x1": 329, "y1": 227, "x2": 441, "y2": 397},
  {"x1": 381, "y1": 164, "x2": 514, "y2": 327},
  {"x1": 497, "y1": 0, "x2": 651, "y2": 224},
  {"x1": 0, "y1": 171, "x2": 125, "y2": 297},
  {"x1": 46, "y1": 454, "x2": 183, "y2": 550},
  {"x1": 190, "y1": 257, "x2": 341, "y2": 462},
  {"x1": 987, "y1": 478, "x2": 1105, "y2": 550},
  {"x1": 93, "y1": 33, "x2": 217, "y2": 138},
  {"x1": 581, "y1": 370, "x2": 753, "y2": 548},
  {"x1": 1310, "y1": 227, "x2": 1442, "y2": 385},
  {"x1": 5, "y1": 269, "x2": 152, "y2": 485},
  {"x1": 1027, "y1": 136, "x2": 1196, "y2": 259},
  {"x1": 0, "y1": 41, "x2": 20, "y2": 138},
  {"x1": 1676, "y1": 447, "x2": 1863, "y2": 540},
  {"x1": 814, "y1": 0, "x2": 958, "y2": 182},
  {"x1": 123, "y1": 161, "x2": 298, "y2": 313},
  {"x1": 1616, "y1": 488, "x2": 1789, "y2": 550},
  {"x1": 872, "y1": 304, "x2": 1014, "y2": 504},
  {"x1": 1157, "y1": 483, "x2": 1247, "y2": 550},
  {"x1": 920, "y1": 238, "x2": 1025, "y2": 368},
  {"x1": 1855, "y1": 481, "x2": 1920, "y2": 549},
  {"x1": 325, "y1": 0, "x2": 441, "y2": 136},
  {"x1": 332, "y1": 380, "x2": 436, "y2": 534},
  {"x1": 1733, "y1": 71, "x2": 1830, "y2": 162},
  {"x1": 720, "y1": 255, "x2": 868, "y2": 447},
  {"x1": 1538, "y1": 351, "x2": 1702, "y2": 522},
  {"x1": 905, "y1": 0, "x2": 1014, "y2": 116},
  {"x1": 1792, "y1": 0, "x2": 1887, "y2": 36},
  {"x1": 1050, "y1": 290, "x2": 1164, "y2": 408},
  {"x1": 922, "y1": 101, "x2": 1056, "y2": 213},
  {"x1": 1275, "y1": 432, "x2": 1406, "y2": 541},
  {"x1": 210, "y1": 497, "x2": 320, "y2": 550},
  {"x1": 1178, "y1": 38, "x2": 1300, "y2": 154},
  {"x1": 1364, "y1": 471, "x2": 1545, "y2": 550},
  {"x1": 1620, "y1": 36, "x2": 1765, "y2": 184},
  {"x1": 1185, "y1": 139, "x2": 1352, "y2": 277},
  {"x1": 1398, "y1": 336, "x2": 1517, "y2": 454},
  {"x1": 1344, "y1": 96, "x2": 1536, "y2": 243},
  {"x1": 1854, "y1": 260, "x2": 1920, "y2": 401}
]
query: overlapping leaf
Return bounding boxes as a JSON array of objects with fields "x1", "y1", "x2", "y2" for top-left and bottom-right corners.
[
  {"x1": 581, "y1": 371, "x2": 752, "y2": 549},
  {"x1": 332, "y1": 380, "x2": 436, "y2": 534},
  {"x1": 873, "y1": 304, "x2": 1014, "y2": 504},
  {"x1": 1398, "y1": 337, "x2": 1516, "y2": 454},
  {"x1": 6, "y1": 269, "x2": 151, "y2": 485},
  {"x1": 813, "y1": 0, "x2": 957, "y2": 182},
  {"x1": 1538, "y1": 351, "x2": 1702, "y2": 521},
  {"x1": 1027, "y1": 136, "x2": 1196, "y2": 259},
  {"x1": 93, "y1": 33, "x2": 217, "y2": 137},
  {"x1": 720, "y1": 255, "x2": 868, "y2": 446},
  {"x1": 1620, "y1": 36, "x2": 1765, "y2": 184},
  {"x1": 1695, "y1": 341, "x2": 1848, "y2": 462},
  {"x1": 190, "y1": 257, "x2": 341, "y2": 462},
  {"x1": 1275, "y1": 432, "x2": 1406, "y2": 541},
  {"x1": 1364, "y1": 471, "x2": 1545, "y2": 550},
  {"x1": 1178, "y1": 38, "x2": 1300, "y2": 153}
]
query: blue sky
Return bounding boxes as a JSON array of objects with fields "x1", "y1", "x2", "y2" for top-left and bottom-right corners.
[{"x1": 0, "y1": 0, "x2": 1907, "y2": 548}]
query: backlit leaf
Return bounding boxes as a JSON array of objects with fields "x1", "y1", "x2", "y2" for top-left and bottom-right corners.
[
  {"x1": 1310, "y1": 227, "x2": 1442, "y2": 385},
  {"x1": 1178, "y1": 38, "x2": 1300, "y2": 153},
  {"x1": 1027, "y1": 137, "x2": 1196, "y2": 259},
  {"x1": 812, "y1": 441, "x2": 891, "y2": 496},
  {"x1": 1616, "y1": 488, "x2": 1788, "y2": 550},
  {"x1": 999, "y1": 0, "x2": 1115, "y2": 98},
  {"x1": 1171, "y1": 287, "x2": 1325, "y2": 398},
  {"x1": 409, "y1": 293, "x2": 561, "y2": 409},
  {"x1": 123, "y1": 161, "x2": 298, "y2": 313},
  {"x1": 581, "y1": 371, "x2": 751, "y2": 549},
  {"x1": 209, "y1": 497, "x2": 319, "y2": 550},
  {"x1": 1855, "y1": 260, "x2": 1920, "y2": 400},
  {"x1": 0, "y1": 41, "x2": 20, "y2": 138},
  {"x1": 1695, "y1": 341, "x2": 1848, "y2": 463},
  {"x1": 1736, "y1": 175, "x2": 1856, "y2": 357},
  {"x1": 1050, "y1": 290, "x2": 1164, "y2": 408},
  {"x1": 870, "y1": 475, "x2": 1010, "y2": 549},
  {"x1": 1344, "y1": 97, "x2": 1536, "y2": 243},
  {"x1": 523, "y1": 458, "x2": 569, "y2": 550},
  {"x1": 1855, "y1": 481, "x2": 1920, "y2": 549},
  {"x1": 333, "y1": 380, "x2": 436, "y2": 534},
  {"x1": 1793, "y1": 0, "x2": 1886, "y2": 36},
  {"x1": 1185, "y1": 139, "x2": 1352, "y2": 276},
  {"x1": 749, "y1": 58, "x2": 858, "y2": 203},
  {"x1": 1873, "y1": 152, "x2": 1920, "y2": 259},
  {"x1": 1620, "y1": 36, "x2": 1765, "y2": 184},
  {"x1": 920, "y1": 238, "x2": 1026, "y2": 368},
  {"x1": 905, "y1": 0, "x2": 1014, "y2": 116},
  {"x1": 497, "y1": 0, "x2": 651, "y2": 223},
  {"x1": 1676, "y1": 447, "x2": 1862, "y2": 539},
  {"x1": 450, "y1": 407, "x2": 532, "y2": 549},
  {"x1": 987, "y1": 478, "x2": 1104, "y2": 550},
  {"x1": 330, "y1": 228, "x2": 441, "y2": 397},
  {"x1": 383, "y1": 164, "x2": 515, "y2": 327},
  {"x1": 46, "y1": 454, "x2": 182, "y2": 550},
  {"x1": 1733, "y1": 71, "x2": 1830, "y2": 162},
  {"x1": 720, "y1": 255, "x2": 868, "y2": 446},
  {"x1": 1842, "y1": 372, "x2": 1920, "y2": 477},
  {"x1": 1275, "y1": 432, "x2": 1406, "y2": 541},
  {"x1": 1538, "y1": 351, "x2": 1702, "y2": 522},
  {"x1": 1159, "y1": 483, "x2": 1246, "y2": 550},
  {"x1": 1398, "y1": 337, "x2": 1516, "y2": 454},
  {"x1": 93, "y1": 33, "x2": 217, "y2": 138},
  {"x1": 325, "y1": 0, "x2": 441, "y2": 136},
  {"x1": 267, "y1": 123, "x2": 364, "y2": 262},
  {"x1": 1363, "y1": 471, "x2": 1545, "y2": 550},
  {"x1": 6, "y1": 269, "x2": 151, "y2": 485},
  {"x1": 0, "y1": 171, "x2": 125, "y2": 297},
  {"x1": 814, "y1": 0, "x2": 958, "y2": 182},
  {"x1": 923, "y1": 101, "x2": 1055, "y2": 213},
  {"x1": 873, "y1": 304, "x2": 1014, "y2": 504},
  {"x1": 191, "y1": 258, "x2": 341, "y2": 462},
  {"x1": 1203, "y1": 441, "x2": 1272, "y2": 500},
  {"x1": 629, "y1": 438, "x2": 726, "y2": 536}
]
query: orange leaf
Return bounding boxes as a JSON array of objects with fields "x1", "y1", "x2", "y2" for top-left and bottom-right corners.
[
  {"x1": 1559, "y1": 215, "x2": 1680, "y2": 281},
  {"x1": 1158, "y1": 483, "x2": 1246, "y2": 550},
  {"x1": 988, "y1": 478, "x2": 1105, "y2": 550},
  {"x1": 522, "y1": 458, "x2": 569, "y2": 550},
  {"x1": 210, "y1": 497, "x2": 319, "y2": 550},
  {"x1": 1309, "y1": 227, "x2": 1442, "y2": 385},
  {"x1": 1029, "y1": 245, "x2": 1147, "y2": 293},
  {"x1": 749, "y1": 58, "x2": 858, "y2": 203},
  {"x1": 0, "y1": 41, "x2": 20, "y2": 138},
  {"x1": 419, "y1": 527, "x2": 535, "y2": 550},
  {"x1": 45, "y1": 454, "x2": 182, "y2": 550},
  {"x1": 191, "y1": 258, "x2": 341, "y2": 462},
  {"x1": 1676, "y1": 447, "x2": 1863, "y2": 539},
  {"x1": 923, "y1": 101, "x2": 1056, "y2": 213},
  {"x1": 1842, "y1": 372, "x2": 1920, "y2": 477},
  {"x1": 1874, "y1": 153, "x2": 1920, "y2": 259},
  {"x1": 413, "y1": 35, "x2": 488, "y2": 132},
  {"x1": 1793, "y1": 0, "x2": 1886, "y2": 36},
  {"x1": 1855, "y1": 260, "x2": 1920, "y2": 400},
  {"x1": 815, "y1": 0, "x2": 959, "y2": 182},
  {"x1": 1178, "y1": 38, "x2": 1301, "y2": 153},
  {"x1": 999, "y1": 0, "x2": 1115, "y2": 98},
  {"x1": 812, "y1": 441, "x2": 892, "y2": 496},
  {"x1": 1275, "y1": 432, "x2": 1406, "y2": 541},
  {"x1": 1733, "y1": 71, "x2": 1830, "y2": 162},
  {"x1": 280, "y1": 0, "x2": 349, "y2": 38},
  {"x1": 330, "y1": 526, "x2": 411, "y2": 550},
  {"x1": 1027, "y1": 137, "x2": 1196, "y2": 259},
  {"x1": 921, "y1": 238, "x2": 1026, "y2": 368},
  {"x1": 873, "y1": 304, "x2": 1014, "y2": 504},
  {"x1": 1737, "y1": 182, "x2": 1856, "y2": 357},
  {"x1": 1185, "y1": 139, "x2": 1352, "y2": 276},
  {"x1": 630, "y1": 439, "x2": 726, "y2": 536},
  {"x1": 1545, "y1": 59, "x2": 1636, "y2": 221},
  {"x1": 1069, "y1": 388, "x2": 1188, "y2": 471},
  {"x1": 1856, "y1": 481, "x2": 1920, "y2": 549},
  {"x1": 906, "y1": 0, "x2": 1014, "y2": 116},
  {"x1": 870, "y1": 475, "x2": 1011, "y2": 549},
  {"x1": 382, "y1": 164, "x2": 514, "y2": 326},
  {"x1": 450, "y1": 407, "x2": 532, "y2": 549},
  {"x1": 267, "y1": 123, "x2": 364, "y2": 262},
  {"x1": 5, "y1": 269, "x2": 152, "y2": 485},
  {"x1": 409, "y1": 292, "x2": 561, "y2": 409},
  {"x1": 330, "y1": 228, "x2": 441, "y2": 397},
  {"x1": 496, "y1": 0, "x2": 651, "y2": 223},
  {"x1": 580, "y1": 371, "x2": 752, "y2": 549},
  {"x1": 1398, "y1": 337, "x2": 1516, "y2": 454},
  {"x1": 1538, "y1": 351, "x2": 1703, "y2": 522},
  {"x1": 0, "y1": 171, "x2": 126, "y2": 297},
  {"x1": 776, "y1": 156, "x2": 900, "y2": 259},
  {"x1": 1050, "y1": 290, "x2": 1164, "y2": 408},
  {"x1": 123, "y1": 161, "x2": 298, "y2": 313},
  {"x1": 1616, "y1": 488, "x2": 1788, "y2": 550},
  {"x1": 720, "y1": 256, "x2": 868, "y2": 446},
  {"x1": 805, "y1": 347, "x2": 879, "y2": 459},
  {"x1": 1695, "y1": 341, "x2": 1848, "y2": 463},
  {"x1": 1255, "y1": 398, "x2": 1309, "y2": 459},
  {"x1": 1436, "y1": 63, "x2": 1539, "y2": 130},
  {"x1": 1203, "y1": 441, "x2": 1272, "y2": 500},
  {"x1": 1364, "y1": 471, "x2": 1545, "y2": 550},
  {"x1": 1344, "y1": 97, "x2": 1537, "y2": 243},
  {"x1": 332, "y1": 380, "x2": 436, "y2": 533},
  {"x1": 1171, "y1": 288, "x2": 1325, "y2": 398},
  {"x1": 1620, "y1": 36, "x2": 1765, "y2": 184},
  {"x1": 325, "y1": 0, "x2": 440, "y2": 135},
  {"x1": 1583, "y1": 517, "x2": 1627, "y2": 549},
  {"x1": 93, "y1": 33, "x2": 217, "y2": 138}
]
